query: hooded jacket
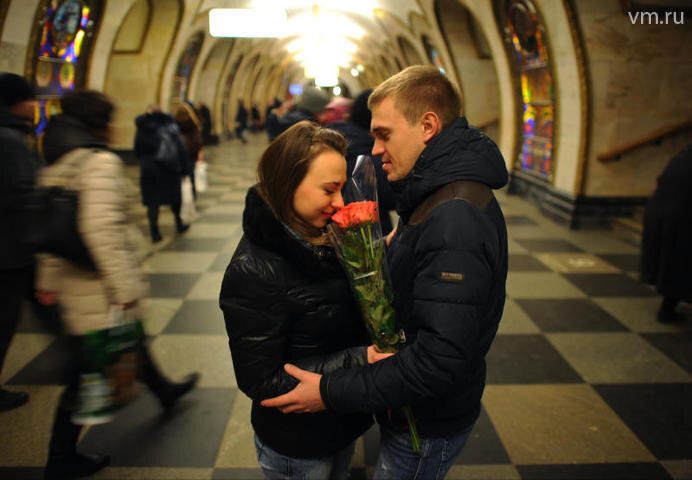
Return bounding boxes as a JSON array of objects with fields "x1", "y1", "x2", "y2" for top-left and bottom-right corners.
[
  {"x1": 135, "y1": 111, "x2": 189, "y2": 206},
  {"x1": 36, "y1": 115, "x2": 147, "y2": 334},
  {"x1": 0, "y1": 109, "x2": 38, "y2": 270},
  {"x1": 219, "y1": 187, "x2": 373, "y2": 457},
  {"x1": 319, "y1": 116, "x2": 509, "y2": 437}
]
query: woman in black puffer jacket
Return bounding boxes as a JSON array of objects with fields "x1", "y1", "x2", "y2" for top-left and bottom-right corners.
[{"x1": 219, "y1": 121, "x2": 377, "y2": 479}]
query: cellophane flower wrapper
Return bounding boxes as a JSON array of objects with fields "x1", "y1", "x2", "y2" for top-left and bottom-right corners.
[{"x1": 327, "y1": 155, "x2": 420, "y2": 452}]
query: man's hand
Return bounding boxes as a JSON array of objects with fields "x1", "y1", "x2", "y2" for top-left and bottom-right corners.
[
  {"x1": 367, "y1": 345, "x2": 394, "y2": 364},
  {"x1": 260, "y1": 364, "x2": 326, "y2": 414}
]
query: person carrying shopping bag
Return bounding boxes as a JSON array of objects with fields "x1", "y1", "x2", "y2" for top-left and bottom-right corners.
[{"x1": 36, "y1": 90, "x2": 199, "y2": 479}]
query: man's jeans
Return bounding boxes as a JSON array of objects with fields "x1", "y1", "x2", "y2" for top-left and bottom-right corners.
[
  {"x1": 254, "y1": 434, "x2": 355, "y2": 480},
  {"x1": 373, "y1": 425, "x2": 474, "y2": 480}
]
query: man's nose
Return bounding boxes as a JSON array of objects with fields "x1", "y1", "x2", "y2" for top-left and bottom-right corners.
[{"x1": 372, "y1": 139, "x2": 385, "y2": 156}]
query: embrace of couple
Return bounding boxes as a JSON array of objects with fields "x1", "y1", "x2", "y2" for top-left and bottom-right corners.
[{"x1": 219, "y1": 66, "x2": 509, "y2": 480}]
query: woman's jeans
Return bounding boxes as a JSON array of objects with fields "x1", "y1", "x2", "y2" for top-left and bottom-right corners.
[
  {"x1": 373, "y1": 425, "x2": 474, "y2": 480},
  {"x1": 254, "y1": 434, "x2": 355, "y2": 480}
]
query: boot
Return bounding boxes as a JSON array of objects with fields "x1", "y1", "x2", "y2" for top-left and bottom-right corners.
[
  {"x1": 45, "y1": 405, "x2": 110, "y2": 479},
  {"x1": 138, "y1": 345, "x2": 198, "y2": 409},
  {"x1": 0, "y1": 387, "x2": 29, "y2": 411},
  {"x1": 658, "y1": 297, "x2": 684, "y2": 323},
  {"x1": 45, "y1": 453, "x2": 110, "y2": 479},
  {"x1": 147, "y1": 205, "x2": 163, "y2": 243}
]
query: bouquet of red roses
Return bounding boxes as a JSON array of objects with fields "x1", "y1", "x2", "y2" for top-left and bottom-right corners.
[{"x1": 327, "y1": 155, "x2": 420, "y2": 452}]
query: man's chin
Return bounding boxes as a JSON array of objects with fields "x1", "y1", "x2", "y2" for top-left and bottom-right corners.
[{"x1": 386, "y1": 172, "x2": 402, "y2": 182}]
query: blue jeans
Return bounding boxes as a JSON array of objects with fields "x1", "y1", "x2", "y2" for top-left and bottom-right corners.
[
  {"x1": 373, "y1": 425, "x2": 474, "y2": 480},
  {"x1": 254, "y1": 434, "x2": 355, "y2": 480}
]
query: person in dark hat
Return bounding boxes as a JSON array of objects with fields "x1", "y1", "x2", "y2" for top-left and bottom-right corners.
[
  {"x1": 276, "y1": 86, "x2": 330, "y2": 135},
  {"x1": 0, "y1": 72, "x2": 39, "y2": 411}
]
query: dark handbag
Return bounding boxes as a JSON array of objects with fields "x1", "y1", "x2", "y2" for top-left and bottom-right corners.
[{"x1": 23, "y1": 185, "x2": 96, "y2": 270}]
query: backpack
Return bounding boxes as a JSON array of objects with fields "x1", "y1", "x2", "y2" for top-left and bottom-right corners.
[
  {"x1": 154, "y1": 123, "x2": 185, "y2": 173},
  {"x1": 23, "y1": 150, "x2": 96, "y2": 270}
]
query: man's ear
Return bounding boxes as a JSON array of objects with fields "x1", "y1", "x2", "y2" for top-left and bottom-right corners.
[{"x1": 421, "y1": 111, "x2": 441, "y2": 143}]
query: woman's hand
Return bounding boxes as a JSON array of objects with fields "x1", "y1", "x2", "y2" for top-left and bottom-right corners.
[
  {"x1": 367, "y1": 345, "x2": 394, "y2": 364},
  {"x1": 36, "y1": 291, "x2": 58, "y2": 306}
]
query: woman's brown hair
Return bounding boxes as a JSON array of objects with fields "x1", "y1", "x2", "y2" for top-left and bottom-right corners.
[{"x1": 257, "y1": 120, "x2": 347, "y2": 243}]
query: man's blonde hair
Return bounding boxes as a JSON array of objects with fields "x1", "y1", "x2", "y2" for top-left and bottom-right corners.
[{"x1": 368, "y1": 65, "x2": 461, "y2": 128}]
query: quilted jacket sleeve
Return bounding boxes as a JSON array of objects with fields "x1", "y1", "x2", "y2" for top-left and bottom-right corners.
[
  {"x1": 220, "y1": 251, "x2": 367, "y2": 401},
  {"x1": 77, "y1": 152, "x2": 143, "y2": 304},
  {"x1": 320, "y1": 200, "x2": 499, "y2": 412}
]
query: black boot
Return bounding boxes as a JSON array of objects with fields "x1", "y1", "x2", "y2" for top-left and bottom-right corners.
[
  {"x1": 138, "y1": 345, "x2": 199, "y2": 409},
  {"x1": 45, "y1": 405, "x2": 110, "y2": 479},
  {"x1": 0, "y1": 387, "x2": 29, "y2": 411},
  {"x1": 147, "y1": 205, "x2": 163, "y2": 243},
  {"x1": 658, "y1": 297, "x2": 684, "y2": 323},
  {"x1": 172, "y1": 203, "x2": 189, "y2": 235}
]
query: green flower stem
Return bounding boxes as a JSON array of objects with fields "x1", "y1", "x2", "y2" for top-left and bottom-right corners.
[
  {"x1": 367, "y1": 224, "x2": 375, "y2": 263},
  {"x1": 339, "y1": 225, "x2": 420, "y2": 454},
  {"x1": 359, "y1": 226, "x2": 373, "y2": 267},
  {"x1": 402, "y1": 406, "x2": 420, "y2": 453}
]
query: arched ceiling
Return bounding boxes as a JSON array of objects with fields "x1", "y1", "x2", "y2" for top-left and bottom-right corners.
[{"x1": 195, "y1": 0, "x2": 426, "y2": 84}]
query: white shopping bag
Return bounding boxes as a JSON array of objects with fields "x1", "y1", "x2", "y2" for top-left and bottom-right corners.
[
  {"x1": 194, "y1": 160, "x2": 208, "y2": 192},
  {"x1": 180, "y1": 176, "x2": 197, "y2": 223}
]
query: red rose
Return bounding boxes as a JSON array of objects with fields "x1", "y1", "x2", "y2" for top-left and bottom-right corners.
[
  {"x1": 331, "y1": 201, "x2": 378, "y2": 228},
  {"x1": 331, "y1": 208, "x2": 352, "y2": 229}
]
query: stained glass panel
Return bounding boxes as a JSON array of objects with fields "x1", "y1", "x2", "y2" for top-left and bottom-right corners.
[
  {"x1": 170, "y1": 32, "x2": 205, "y2": 111},
  {"x1": 31, "y1": 0, "x2": 101, "y2": 138},
  {"x1": 422, "y1": 35, "x2": 447, "y2": 75},
  {"x1": 500, "y1": 0, "x2": 555, "y2": 180}
]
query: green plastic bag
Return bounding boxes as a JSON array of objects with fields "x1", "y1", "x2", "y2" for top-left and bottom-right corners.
[{"x1": 72, "y1": 308, "x2": 144, "y2": 425}]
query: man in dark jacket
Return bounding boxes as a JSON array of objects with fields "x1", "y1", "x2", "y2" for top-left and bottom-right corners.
[
  {"x1": 275, "y1": 86, "x2": 329, "y2": 135},
  {"x1": 0, "y1": 73, "x2": 39, "y2": 411},
  {"x1": 263, "y1": 66, "x2": 509, "y2": 477}
]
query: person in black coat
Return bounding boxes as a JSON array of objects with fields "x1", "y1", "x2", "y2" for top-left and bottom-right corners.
[
  {"x1": 0, "y1": 73, "x2": 39, "y2": 411},
  {"x1": 641, "y1": 143, "x2": 692, "y2": 323},
  {"x1": 275, "y1": 86, "x2": 330, "y2": 136},
  {"x1": 198, "y1": 102, "x2": 217, "y2": 145},
  {"x1": 234, "y1": 99, "x2": 248, "y2": 143},
  {"x1": 219, "y1": 122, "x2": 381, "y2": 478},
  {"x1": 262, "y1": 67, "x2": 509, "y2": 478},
  {"x1": 250, "y1": 103, "x2": 261, "y2": 132},
  {"x1": 135, "y1": 106, "x2": 191, "y2": 243},
  {"x1": 328, "y1": 89, "x2": 396, "y2": 234}
]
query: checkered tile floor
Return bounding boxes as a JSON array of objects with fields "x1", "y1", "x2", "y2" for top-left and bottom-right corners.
[{"x1": 1, "y1": 132, "x2": 690, "y2": 479}]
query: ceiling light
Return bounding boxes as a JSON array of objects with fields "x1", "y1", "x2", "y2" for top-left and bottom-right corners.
[{"x1": 209, "y1": 8, "x2": 287, "y2": 37}]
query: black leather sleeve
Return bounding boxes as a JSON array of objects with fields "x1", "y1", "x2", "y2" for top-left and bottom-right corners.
[{"x1": 220, "y1": 253, "x2": 368, "y2": 401}]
